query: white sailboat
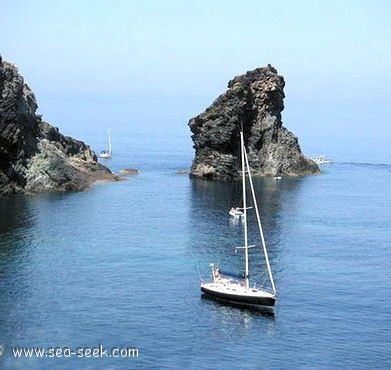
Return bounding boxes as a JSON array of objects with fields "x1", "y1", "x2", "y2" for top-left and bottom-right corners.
[
  {"x1": 312, "y1": 155, "x2": 331, "y2": 164},
  {"x1": 200, "y1": 131, "x2": 277, "y2": 308},
  {"x1": 229, "y1": 207, "x2": 244, "y2": 217},
  {"x1": 99, "y1": 130, "x2": 112, "y2": 159}
]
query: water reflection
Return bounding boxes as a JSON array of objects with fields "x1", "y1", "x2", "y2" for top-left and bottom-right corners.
[
  {"x1": 229, "y1": 216, "x2": 243, "y2": 227},
  {"x1": 0, "y1": 196, "x2": 36, "y2": 240},
  {"x1": 0, "y1": 196, "x2": 39, "y2": 351},
  {"x1": 201, "y1": 294, "x2": 275, "y2": 318},
  {"x1": 190, "y1": 176, "x2": 305, "y2": 227},
  {"x1": 0, "y1": 196, "x2": 40, "y2": 284},
  {"x1": 201, "y1": 295, "x2": 276, "y2": 337}
]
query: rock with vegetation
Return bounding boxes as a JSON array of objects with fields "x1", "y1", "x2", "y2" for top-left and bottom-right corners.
[
  {"x1": 188, "y1": 65, "x2": 319, "y2": 180},
  {"x1": 0, "y1": 54, "x2": 116, "y2": 196}
]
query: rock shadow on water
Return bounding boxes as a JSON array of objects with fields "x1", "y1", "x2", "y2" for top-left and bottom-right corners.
[
  {"x1": 0, "y1": 195, "x2": 41, "y2": 349},
  {"x1": 0, "y1": 196, "x2": 36, "y2": 247}
]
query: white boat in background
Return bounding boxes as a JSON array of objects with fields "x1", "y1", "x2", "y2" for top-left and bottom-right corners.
[
  {"x1": 229, "y1": 207, "x2": 244, "y2": 217},
  {"x1": 100, "y1": 130, "x2": 112, "y2": 159},
  {"x1": 201, "y1": 131, "x2": 277, "y2": 308},
  {"x1": 312, "y1": 155, "x2": 331, "y2": 164}
]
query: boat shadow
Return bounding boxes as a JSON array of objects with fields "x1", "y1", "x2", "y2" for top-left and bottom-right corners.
[{"x1": 201, "y1": 293, "x2": 275, "y2": 319}]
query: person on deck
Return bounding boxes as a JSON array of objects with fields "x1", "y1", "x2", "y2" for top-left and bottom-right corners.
[{"x1": 214, "y1": 268, "x2": 222, "y2": 280}]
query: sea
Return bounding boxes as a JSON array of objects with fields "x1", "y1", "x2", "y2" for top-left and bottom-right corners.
[{"x1": 1, "y1": 97, "x2": 391, "y2": 369}]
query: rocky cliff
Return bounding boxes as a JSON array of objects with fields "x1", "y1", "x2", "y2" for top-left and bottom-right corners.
[
  {"x1": 189, "y1": 65, "x2": 319, "y2": 180},
  {"x1": 0, "y1": 55, "x2": 115, "y2": 196}
]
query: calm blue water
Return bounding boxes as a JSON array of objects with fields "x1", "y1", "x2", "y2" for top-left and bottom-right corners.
[{"x1": 1, "y1": 101, "x2": 391, "y2": 368}]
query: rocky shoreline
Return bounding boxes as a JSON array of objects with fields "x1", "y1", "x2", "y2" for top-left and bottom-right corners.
[
  {"x1": 0, "y1": 55, "x2": 117, "y2": 197},
  {"x1": 189, "y1": 65, "x2": 319, "y2": 180}
]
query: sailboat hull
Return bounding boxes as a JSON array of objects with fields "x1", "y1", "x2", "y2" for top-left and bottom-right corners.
[
  {"x1": 201, "y1": 282, "x2": 276, "y2": 308},
  {"x1": 99, "y1": 153, "x2": 111, "y2": 159}
]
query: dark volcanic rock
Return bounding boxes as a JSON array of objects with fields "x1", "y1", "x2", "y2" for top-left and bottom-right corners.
[
  {"x1": 0, "y1": 55, "x2": 116, "y2": 196},
  {"x1": 189, "y1": 65, "x2": 319, "y2": 180}
]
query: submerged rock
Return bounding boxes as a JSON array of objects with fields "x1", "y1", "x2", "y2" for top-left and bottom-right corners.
[
  {"x1": 0, "y1": 55, "x2": 116, "y2": 196},
  {"x1": 119, "y1": 168, "x2": 138, "y2": 175},
  {"x1": 189, "y1": 65, "x2": 319, "y2": 180}
]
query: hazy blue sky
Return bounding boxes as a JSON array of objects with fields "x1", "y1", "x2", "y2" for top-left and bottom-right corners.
[{"x1": 1, "y1": 0, "x2": 390, "y2": 162}]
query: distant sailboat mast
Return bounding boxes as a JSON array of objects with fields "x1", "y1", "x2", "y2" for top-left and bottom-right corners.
[
  {"x1": 108, "y1": 129, "x2": 112, "y2": 155},
  {"x1": 99, "y1": 130, "x2": 112, "y2": 159}
]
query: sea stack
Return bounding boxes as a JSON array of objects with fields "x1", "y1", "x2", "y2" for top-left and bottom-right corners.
[
  {"x1": 0, "y1": 55, "x2": 116, "y2": 196},
  {"x1": 189, "y1": 65, "x2": 319, "y2": 180}
]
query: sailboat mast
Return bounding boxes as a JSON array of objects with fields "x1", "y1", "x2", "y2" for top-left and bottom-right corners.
[
  {"x1": 240, "y1": 131, "x2": 250, "y2": 289},
  {"x1": 108, "y1": 130, "x2": 112, "y2": 154},
  {"x1": 243, "y1": 148, "x2": 277, "y2": 295}
]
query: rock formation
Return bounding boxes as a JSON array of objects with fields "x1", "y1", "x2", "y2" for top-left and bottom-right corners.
[
  {"x1": 0, "y1": 55, "x2": 116, "y2": 196},
  {"x1": 189, "y1": 65, "x2": 319, "y2": 180}
]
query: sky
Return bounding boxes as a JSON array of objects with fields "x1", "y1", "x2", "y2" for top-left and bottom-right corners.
[{"x1": 1, "y1": 0, "x2": 390, "y2": 163}]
